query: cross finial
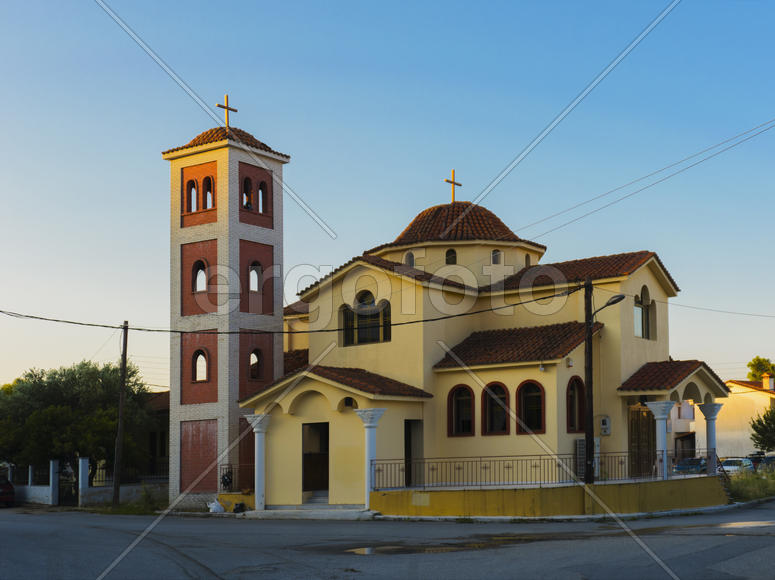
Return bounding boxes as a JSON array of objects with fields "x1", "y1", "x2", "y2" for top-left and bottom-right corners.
[
  {"x1": 444, "y1": 169, "x2": 461, "y2": 203},
  {"x1": 216, "y1": 94, "x2": 238, "y2": 129}
]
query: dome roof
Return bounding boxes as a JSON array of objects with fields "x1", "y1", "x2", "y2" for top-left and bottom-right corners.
[
  {"x1": 367, "y1": 201, "x2": 545, "y2": 253},
  {"x1": 162, "y1": 126, "x2": 289, "y2": 158}
]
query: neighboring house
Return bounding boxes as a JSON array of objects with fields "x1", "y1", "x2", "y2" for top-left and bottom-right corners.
[{"x1": 715, "y1": 374, "x2": 775, "y2": 457}]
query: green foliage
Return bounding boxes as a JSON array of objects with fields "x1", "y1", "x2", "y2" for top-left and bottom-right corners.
[
  {"x1": 727, "y1": 470, "x2": 775, "y2": 502},
  {"x1": 0, "y1": 361, "x2": 153, "y2": 471},
  {"x1": 751, "y1": 406, "x2": 775, "y2": 452},
  {"x1": 746, "y1": 356, "x2": 775, "y2": 381}
]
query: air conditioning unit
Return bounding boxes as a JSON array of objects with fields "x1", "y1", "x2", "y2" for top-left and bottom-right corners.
[{"x1": 574, "y1": 437, "x2": 600, "y2": 478}]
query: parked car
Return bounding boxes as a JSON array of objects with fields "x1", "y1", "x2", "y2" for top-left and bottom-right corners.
[
  {"x1": 673, "y1": 457, "x2": 707, "y2": 475},
  {"x1": 0, "y1": 476, "x2": 14, "y2": 507},
  {"x1": 719, "y1": 458, "x2": 754, "y2": 474}
]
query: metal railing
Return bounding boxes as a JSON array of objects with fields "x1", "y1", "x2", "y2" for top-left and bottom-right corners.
[
  {"x1": 218, "y1": 464, "x2": 255, "y2": 492},
  {"x1": 373, "y1": 449, "x2": 715, "y2": 491}
]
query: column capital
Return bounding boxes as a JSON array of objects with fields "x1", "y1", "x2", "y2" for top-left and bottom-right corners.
[
  {"x1": 646, "y1": 400, "x2": 675, "y2": 421},
  {"x1": 355, "y1": 408, "x2": 386, "y2": 428},
  {"x1": 698, "y1": 402, "x2": 723, "y2": 421},
  {"x1": 244, "y1": 413, "x2": 270, "y2": 433}
]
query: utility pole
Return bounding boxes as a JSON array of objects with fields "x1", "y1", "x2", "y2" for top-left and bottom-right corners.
[
  {"x1": 584, "y1": 279, "x2": 595, "y2": 485},
  {"x1": 112, "y1": 320, "x2": 129, "y2": 507}
]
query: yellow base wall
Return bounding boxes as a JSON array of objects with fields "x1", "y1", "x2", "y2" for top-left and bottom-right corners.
[
  {"x1": 218, "y1": 492, "x2": 255, "y2": 511},
  {"x1": 370, "y1": 478, "x2": 729, "y2": 517}
]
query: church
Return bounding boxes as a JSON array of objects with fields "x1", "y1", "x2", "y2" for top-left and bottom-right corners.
[{"x1": 162, "y1": 110, "x2": 729, "y2": 511}]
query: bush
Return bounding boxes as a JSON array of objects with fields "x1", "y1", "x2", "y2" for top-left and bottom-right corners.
[{"x1": 727, "y1": 470, "x2": 775, "y2": 502}]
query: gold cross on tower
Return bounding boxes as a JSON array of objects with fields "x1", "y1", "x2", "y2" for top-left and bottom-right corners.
[
  {"x1": 444, "y1": 169, "x2": 462, "y2": 203},
  {"x1": 216, "y1": 94, "x2": 238, "y2": 129}
]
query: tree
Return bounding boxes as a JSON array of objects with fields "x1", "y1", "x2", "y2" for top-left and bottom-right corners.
[
  {"x1": 751, "y1": 407, "x2": 775, "y2": 452},
  {"x1": 747, "y1": 356, "x2": 775, "y2": 381},
  {"x1": 0, "y1": 361, "x2": 153, "y2": 480}
]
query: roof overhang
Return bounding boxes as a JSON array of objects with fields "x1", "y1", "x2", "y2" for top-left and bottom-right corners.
[
  {"x1": 367, "y1": 238, "x2": 547, "y2": 258},
  {"x1": 618, "y1": 363, "x2": 728, "y2": 400},
  {"x1": 162, "y1": 140, "x2": 290, "y2": 163}
]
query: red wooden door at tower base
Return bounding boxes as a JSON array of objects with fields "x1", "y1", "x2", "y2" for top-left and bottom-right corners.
[
  {"x1": 238, "y1": 417, "x2": 255, "y2": 490},
  {"x1": 180, "y1": 419, "x2": 217, "y2": 493}
]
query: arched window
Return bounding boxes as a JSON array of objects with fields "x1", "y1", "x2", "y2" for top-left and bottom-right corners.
[
  {"x1": 203, "y1": 177, "x2": 214, "y2": 210},
  {"x1": 483, "y1": 383, "x2": 509, "y2": 435},
  {"x1": 242, "y1": 177, "x2": 253, "y2": 209},
  {"x1": 186, "y1": 180, "x2": 198, "y2": 213},
  {"x1": 491, "y1": 249, "x2": 501, "y2": 265},
  {"x1": 404, "y1": 251, "x2": 415, "y2": 268},
  {"x1": 248, "y1": 261, "x2": 262, "y2": 293},
  {"x1": 634, "y1": 286, "x2": 652, "y2": 339},
  {"x1": 258, "y1": 181, "x2": 268, "y2": 213},
  {"x1": 193, "y1": 261, "x2": 207, "y2": 293},
  {"x1": 448, "y1": 385, "x2": 474, "y2": 436},
  {"x1": 566, "y1": 378, "x2": 585, "y2": 433},
  {"x1": 340, "y1": 293, "x2": 391, "y2": 346},
  {"x1": 525, "y1": 254, "x2": 531, "y2": 268},
  {"x1": 517, "y1": 381, "x2": 544, "y2": 433},
  {"x1": 445, "y1": 249, "x2": 457, "y2": 265},
  {"x1": 193, "y1": 350, "x2": 208, "y2": 382},
  {"x1": 249, "y1": 350, "x2": 263, "y2": 380}
]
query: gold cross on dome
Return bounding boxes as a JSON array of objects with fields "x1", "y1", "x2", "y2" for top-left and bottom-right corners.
[
  {"x1": 216, "y1": 94, "x2": 238, "y2": 128},
  {"x1": 444, "y1": 169, "x2": 461, "y2": 203}
]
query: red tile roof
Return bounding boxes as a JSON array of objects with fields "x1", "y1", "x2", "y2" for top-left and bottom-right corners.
[
  {"x1": 366, "y1": 201, "x2": 545, "y2": 253},
  {"x1": 481, "y1": 251, "x2": 679, "y2": 293},
  {"x1": 435, "y1": 321, "x2": 602, "y2": 369},
  {"x1": 145, "y1": 390, "x2": 170, "y2": 412},
  {"x1": 283, "y1": 300, "x2": 309, "y2": 316},
  {"x1": 162, "y1": 127, "x2": 289, "y2": 158},
  {"x1": 726, "y1": 379, "x2": 775, "y2": 395},
  {"x1": 299, "y1": 253, "x2": 477, "y2": 297},
  {"x1": 618, "y1": 360, "x2": 728, "y2": 392},
  {"x1": 241, "y1": 364, "x2": 432, "y2": 402},
  {"x1": 284, "y1": 349, "x2": 309, "y2": 375}
]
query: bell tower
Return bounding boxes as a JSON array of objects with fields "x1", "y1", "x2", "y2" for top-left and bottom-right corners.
[{"x1": 162, "y1": 103, "x2": 289, "y2": 504}]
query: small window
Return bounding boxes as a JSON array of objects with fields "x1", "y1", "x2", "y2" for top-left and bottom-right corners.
[
  {"x1": 525, "y1": 254, "x2": 531, "y2": 268},
  {"x1": 404, "y1": 252, "x2": 415, "y2": 268},
  {"x1": 483, "y1": 383, "x2": 509, "y2": 435},
  {"x1": 242, "y1": 177, "x2": 253, "y2": 209},
  {"x1": 203, "y1": 177, "x2": 214, "y2": 210},
  {"x1": 448, "y1": 385, "x2": 474, "y2": 436},
  {"x1": 193, "y1": 351, "x2": 207, "y2": 382},
  {"x1": 249, "y1": 350, "x2": 263, "y2": 380},
  {"x1": 634, "y1": 286, "x2": 652, "y2": 339},
  {"x1": 341, "y1": 294, "x2": 391, "y2": 346},
  {"x1": 566, "y1": 378, "x2": 585, "y2": 433},
  {"x1": 356, "y1": 291, "x2": 380, "y2": 344},
  {"x1": 258, "y1": 181, "x2": 268, "y2": 214},
  {"x1": 341, "y1": 305, "x2": 355, "y2": 346},
  {"x1": 445, "y1": 249, "x2": 457, "y2": 265},
  {"x1": 517, "y1": 382, "x2": 544, "y2": 433},
  {"x1": 380, "y1": 300, "x2": 391, "y2": 342},
  {"x1": 193, "y1": 261, "x2": 207, "y2": 293},
  {"x1": 249, "y1": 261, "x2": 262, "y2": 293},
  {"x1": 187, "y1": 180, "x2": 198, "y2": 213},
  {"x1": 491, "y1": 249, "x2": 501, "y2": 265}
]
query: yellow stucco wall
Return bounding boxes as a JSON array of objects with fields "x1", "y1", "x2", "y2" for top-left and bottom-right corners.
[
  {"x1": 713, "y1": 384, "x2": 775, "y2": 457},
  {"x1": 370, "y1": 477, "x2": 729, "y2": 517}
]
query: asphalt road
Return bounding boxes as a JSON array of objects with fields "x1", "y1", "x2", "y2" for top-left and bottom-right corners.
[{"x1": 1, "y1": 501, "x2": 774, "y2": 580}]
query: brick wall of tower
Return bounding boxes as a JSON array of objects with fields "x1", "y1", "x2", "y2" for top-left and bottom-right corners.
[
  {"x1": 180, "y1": 330, "x2": 218, "y2": 404},
  {"x1": 239, "y1": 239, "x2": 274, "y2": 315},
  {"x1": 180, "y1": 240, "x2": 218, "y2": 316}
]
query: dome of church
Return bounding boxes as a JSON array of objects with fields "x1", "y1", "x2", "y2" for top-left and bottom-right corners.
[
  {"x1": 162, "y1": 126, "x2": 289, "y2": 158},
  {"x1": 392, "y1": 201, "x2": 531, "y2": 246}
]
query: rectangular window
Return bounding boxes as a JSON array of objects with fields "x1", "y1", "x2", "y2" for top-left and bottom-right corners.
[
  {"x1": 634, "y1": 304, "x2": 644, "y2": 338},
  {"x1": 357, "y1": 311, "x2": 381, "y2": 344},
  {"x1": 343, "y1": 308, "x2": 355, "y2": 346}
]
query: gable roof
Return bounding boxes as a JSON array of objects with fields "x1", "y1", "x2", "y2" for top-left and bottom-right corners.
[
  {"x1": 239, "y1": 363, "x2": 432, "y2": 406},
  {"x1": 481, "y1": 251, "x2": 679, "y2": 294},
  {"x1": 726, "y1": 379, "x2": 775, "y2": 396},
  {"x1": 162, "y1": 126, "x2": 290, "y2": 158},
  {"x1": 299, "y1": 253, "x2": 476, "y2": 297},
  {"x1": 435, "y1": 321, "x2": 602, "y2": 369},
  {"x1": 618, "y1": 360, "x2": 727, "y2": 392},
  {"x1": 283, "y1": 300, "x2": 309, "y2": 317},
  {"x1": 366, "y1": 201, "x2": 545, "y2": 254},
  {"x1": 284, "y1": 349, "x2": 309, "y2": 375}
]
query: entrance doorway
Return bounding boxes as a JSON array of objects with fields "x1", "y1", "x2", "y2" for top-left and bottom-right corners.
[
  {"x1": 302, "y1": 423, "x2": 329, "y2": 498},
  {"x1": 404, "y1": 420, "x2": 424, "y2": 487},
  {"x1": 628, "y1": 404, "x2": 656, "y2": 478},
  {"x1": 674, "y1": 432, "x2": 696, "y2": 459}
]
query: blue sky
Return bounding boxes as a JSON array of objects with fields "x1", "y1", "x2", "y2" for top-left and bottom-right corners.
[{"x1": 0, "y1": 0, "x2": 773, "y2": 387}]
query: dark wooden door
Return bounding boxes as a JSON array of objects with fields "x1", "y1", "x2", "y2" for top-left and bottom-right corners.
[
  {"x1": 302, "y1": 423, "x2": 329, "y2": 492},
  {"x1": 629, "y1": 405, "x2": 656, "y2": 478}
]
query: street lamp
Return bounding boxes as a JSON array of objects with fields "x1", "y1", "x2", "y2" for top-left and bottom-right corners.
[{"x1": 584, "y1": 279, "x2": 625, "y2": 485}]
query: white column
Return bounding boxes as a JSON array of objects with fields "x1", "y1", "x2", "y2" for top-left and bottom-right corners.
[
  {"x1": 699, "y1": 402, "x2": 723, "y2": 474},
  {"x1": 244, "y1": 414, "x2": 270, "y2": 511},
  {"x1": 27, "y1": 465, "x2": 33, "y2": 487},
  {"x1": 78, "y1": 457, "x2": 89, "y2": 507},
  {"x1": 646, "y1": 401, "x2": 675, "y2": 480},
  {"x1": 49, "y1": 460, "x2": 59, "y2": 506},
  {"x1": 355, "y1": 409, "x2": 386, "y2": 510}
]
